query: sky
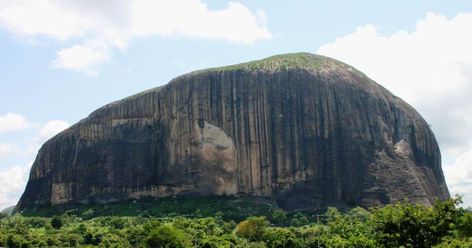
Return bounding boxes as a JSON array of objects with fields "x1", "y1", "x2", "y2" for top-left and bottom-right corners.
[{"x1": 1, "y1": 0, "x2": 472, "y2": 210}]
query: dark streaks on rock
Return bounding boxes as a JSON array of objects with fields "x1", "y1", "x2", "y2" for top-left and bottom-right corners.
[{"x1": 17, "y1": 53, "x2": 449, "y2": 211}]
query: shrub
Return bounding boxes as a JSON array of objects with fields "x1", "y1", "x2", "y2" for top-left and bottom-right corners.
[
  {"x1": 0, "y1": 213, "x2": 7, "y2": 219},
  {"x1": 7, "y1": 234, "x2": 31, "y2": 248},
  {"x1": 235, "y1": 216, "x2": 269, "y2": 241},
  {"x1": 457, "y1": 211, "x2": 472, "y2": 237},
  {"x1": 370, "y1": 197, "x2": 463, "y2": 248},
  {"x1": 145, "y1": 224, "x2": 191, "y2": 248},
  {"x1": 434, "y1": 237, "x2": 472, "y2": 248},
  {"x1": 263, "y1": 227, "x2": 303, "y2": 248},
  {"x1": 84, "y1": 231, "x2": 102, "y2": 246},
  {"x1": 271, "y1": 209, "x2": 288, "y2": 226},
  {"x1": 25, "y1": 217, "x2": 47, "y2": 228},
  {"x1": 290, "y1": 212, "x2": 309, "y2": 227},
  {"x1": 51, "y1": 215, "x2": 63, "y2": 229}
]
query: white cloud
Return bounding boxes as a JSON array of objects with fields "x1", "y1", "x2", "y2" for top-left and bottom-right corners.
[
  {"x1": 53, "y1": 44, "x2": 110, "y2": 76},
  {"x1": 0, "y1": 0, "x2": 271, "y2": 74},
  {"x1": 317, "y1": 12, "x2": 472, "y2": 205},
  {"x1": 0, "y1": 164, "x2": 30, "y2": 210},
  {"x1": 39, "y1": 120, "x2": 69, "y2": 140},
  {"x1": 130, "y1": 1, "x2": 270, "y2": 42},
  {"x1": 0, "y1": 118, "x2": 68, "y2": 209},
  {"x1": 0, "y1": 144, "x2": 14, "y2": 158},
  {"x1": 443, "y1": 148, "x2": 472, "y2": 206},
  {"x1": 0, "y1": 113, "x2": 29, "y2": 133}
]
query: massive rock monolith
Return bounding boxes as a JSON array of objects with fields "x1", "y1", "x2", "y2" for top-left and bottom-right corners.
[{"x1": 17, "y1": 53, "x2": 449, "y2": 211}]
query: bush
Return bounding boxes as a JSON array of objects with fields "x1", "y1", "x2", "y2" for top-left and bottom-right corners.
[
  {"x1": 145, "y1": 224, "x2": 191, "y2": 248},
  {"x1": 101, "y1": 233, "x2": 130, "y2": 247},
  {"x1": 263, "y1": 227, "x2": 303, "y2": 248},
  {"x1": 83, "y1": 231, "x2": 102, "y2": 245},
  {"x1": 271, "y1": 209, "x2": 288, "y2": 226},
  {"x1": 370, "y1": 202, "x2": 433, "y2": 247},
  {"x1": 198, "y1": 234, "x2": 234, "y2": 248},
  {"x1": 434, "y1": 237, "x2": 472, "y2": 248},
  {"x1": 0, "y1": 231, "x2": 5, "y2": 247},
  {"x1": 50, "y1": 215, "x2": 63, "y2": 229},
  {"x1": 58, "y1": 233, "x2": 81, "y2": 247},
  {"x1": 235, "y1": 216, "x2": 269, "y2": 241},
  {"x1": 24, "y1": 217, "x2": 47, "y2": 228},
  {"x1": 457, "y1": 211, "x2": 472, "y2": 237},
  {"x1": 7, "y1": 234, "x2": 31, "y2": 248},
  {"x1": 290, "y1": 212, "x2": 309, "y2": 227},
  {"x1": 430, "y1": 197, "x2": 463, "y2": 239}
]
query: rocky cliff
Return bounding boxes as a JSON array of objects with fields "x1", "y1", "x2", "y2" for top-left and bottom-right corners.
[{"x1": 17, "y1": 53, "x2": 449, "y2": 211}]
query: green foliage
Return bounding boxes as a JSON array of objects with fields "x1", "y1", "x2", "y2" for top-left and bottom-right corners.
[
  {"x1": 290, "y1": 212, "x2": 309, "y2": 227},
  {"x1": 370, "y1": 202, "x2": 434, "y2": 247},
  {"x1": 1, "y1": 197, "x2": 471, "y2": 247},
  {"x1": 6, "y1": 234, "x2": 31, "y2": 248},
  {"x1": 457, "y1": 211, "x2": 472, "y2": 237},
  {"x1": 24, "y1": 217, "x2": 47, "y2": 228},
  {"x1": 263, "y1": 227, "x2": 303, "y2": 248},
  {"x1": 21, "y1": 195, "x2": 279, "y2": 221},
  {"x1": 235, "y1": 216, "x2": 269, "y2": 241},
  {"x1": 270, "y1": 209, "x2": 288, "y2": 226},
  {"x1": 50, "y1": 215, "x2": 62, "y2": 229},
  {"x1": 145, "y1": 224, "x2": 191, "y2": 248},
  {"x1": 434, "y1": 237, "x2": 472, "y2": 248},
  {"x1": 370, "y1": 197, "x2": 464, "y2": 248},
  {"x1": 188, "y1": 53, "x2": 354, "y2": 76},
  {"x1": 83, "y1": 231, "x2": 102, "y2": 245}
]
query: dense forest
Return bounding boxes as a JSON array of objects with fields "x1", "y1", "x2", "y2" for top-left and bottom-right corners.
[{"x1": 1, "y1": 196, "x2": 471, "y2": 247}]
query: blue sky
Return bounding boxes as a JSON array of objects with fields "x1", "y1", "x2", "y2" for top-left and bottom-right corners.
[{"x1": 1, "y1": 0, "x2": 472, "y2": 209}]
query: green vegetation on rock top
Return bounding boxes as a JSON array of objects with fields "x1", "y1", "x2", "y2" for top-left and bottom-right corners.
[
  {"x1": 187, "y1": 52, "x2": 357, "y2": 75},
  {"x1": 89, "y1": 52, "x2": 368, "y2": 117}
]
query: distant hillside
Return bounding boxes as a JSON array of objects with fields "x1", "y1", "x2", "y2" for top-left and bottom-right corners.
[{"x1": 1, "y1": 205, "x2": 15, "y2": 216}]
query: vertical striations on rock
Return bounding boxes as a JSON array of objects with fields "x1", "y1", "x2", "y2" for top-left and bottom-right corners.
[{"x1": 17, "y1": 53, "x2": 449, "y2": 211}]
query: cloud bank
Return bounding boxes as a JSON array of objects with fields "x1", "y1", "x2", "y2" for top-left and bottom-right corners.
[
  {"x1": 0, "y1": 0, "x2": 271, "y2": 75},
  {"x1": 317, "y1": 12, "x2": 472, "y2": 204}
]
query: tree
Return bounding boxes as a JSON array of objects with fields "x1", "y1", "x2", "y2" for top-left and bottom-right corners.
[
  {"x1": 234, "y1": 216, "x2": 269, "y2": 241},
  {"x1": 145, "y1": 225, "x2": 191, "y2": 248},
  {"x1": 290, "y1": 212, "x2": 309, "y2": 227},
  {"x1": 6, "y1": 234, "x2": 30, "y2": 248},
  {"x1": 50, "y1": 216, "x2": 62, "y2": 229},
  {"x1": 83, "y1": 232, "x2": 102, "y2": 246},
  {"x1": 370, "y1": 202, "x2": 435, "y2": 248},
  {"x1": 271, "y1": 209, "x2": 288, "y2": 226},
  {"x1": 430, "y1": 197, "x2": 463, "y2": 239},
  {"x1": 263, "y1": 227, "x2": 303, "y2": 248},
  {"x1": 457, "y1": 211, "x2": 472, "y2": 237}
]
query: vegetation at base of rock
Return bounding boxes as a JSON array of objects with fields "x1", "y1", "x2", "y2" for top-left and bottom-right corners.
[
  {"x1": 1, "y1": 197, "x2": 471, "y2": 247},
  {"x1": 19, "y1": 196, "x2": 281, "y2": 221}
]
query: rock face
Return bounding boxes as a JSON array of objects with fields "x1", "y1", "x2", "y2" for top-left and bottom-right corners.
[{"x1": 17, "y1": 53, "x2": 449, "y2": 211}]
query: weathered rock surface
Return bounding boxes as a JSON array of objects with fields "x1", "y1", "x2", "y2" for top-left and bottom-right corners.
[{"x1": 17, "y1": 53, "x2": 449, "y2": 211}]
